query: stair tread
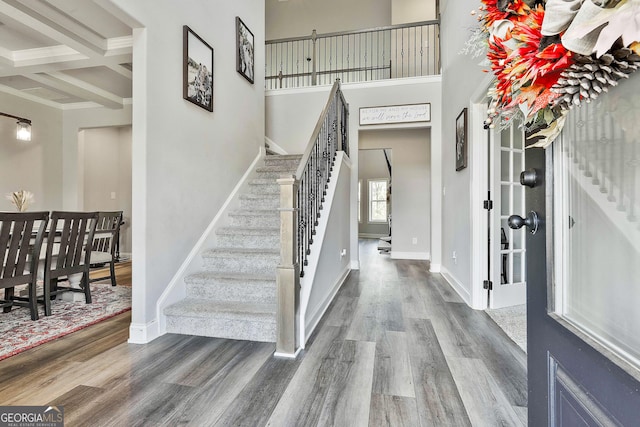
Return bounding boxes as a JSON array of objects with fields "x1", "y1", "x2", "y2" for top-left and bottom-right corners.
[
  {"x1": 203, "y1": 247, "x2": 280, "y2": 256},
  {"x1": 266, "y1": 154, "x2": 303, "y2": 160},
  {"x1": 255, "y1": 166, "x2": 298, "y2": 173},
  {"x1": 240, "y1": 193, "x2": 279, "y2": 200},
  {"x1": 229, "y1": 209, "x2": 279, "y2": 216},
  {"x1": 165, "y1": 299, "x2": 276, "y2": 318},
  {"x1": 216, "y1": 226, "x2": 279, "y2": 235},
  {"x1": 186, "y1": 271, "x2": 276, "y2": 282},
  {"x1": 249, "y1": 179, "x2": 280, "y2": 185}
]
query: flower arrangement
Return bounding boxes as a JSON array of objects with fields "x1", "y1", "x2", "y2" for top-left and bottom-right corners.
[
  {"x1": 468, "y1": 0, "x2": 640, "y2": 147},
  {"x1": 6, "y1": 190, "x2": 34, "y2": 212}
]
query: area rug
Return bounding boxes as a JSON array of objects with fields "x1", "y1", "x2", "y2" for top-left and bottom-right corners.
[
  {"x1": 486, "y1": 304, "x2": 527, "y2": 353},
  {"x1": 0, "y1": 283, "x2": 131, "y2": 361}
]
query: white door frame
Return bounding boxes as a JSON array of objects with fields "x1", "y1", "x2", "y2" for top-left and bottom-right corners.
[{"x1": 469, "y1": 75, "x2": 494, "y2": 310}]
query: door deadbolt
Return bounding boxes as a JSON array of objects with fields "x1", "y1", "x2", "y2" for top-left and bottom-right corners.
[
  {"x1": 508, "y1": 211, "x2": 540, "y2": 235},
  {"x1": 519, "y1": 169, "x2": 539, "y2": 188}
]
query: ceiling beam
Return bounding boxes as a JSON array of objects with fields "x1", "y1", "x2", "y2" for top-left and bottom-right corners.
[
  {"x1": 0, "y1": 53, "x2": 132, "y2": 78},
  {"x1": 10, "y1": 0, "x2": 108, "y2": 51},
  {"x1": 106, "y1": 64, "x2": 132, "y2": 80},
  {"x1": 0, "y1": 1, "x2": 105, "y2": 59},
  {"x1": 27, "y1": 72, "x2": 124, "y2": 109}
]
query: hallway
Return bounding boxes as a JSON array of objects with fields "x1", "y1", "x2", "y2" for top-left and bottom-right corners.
[{"x1": 0, "y1": 240, "x2": 526, "y2": 426}]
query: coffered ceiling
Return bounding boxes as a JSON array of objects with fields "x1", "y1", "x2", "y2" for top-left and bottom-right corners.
[{"x1": 0, "y1": 0, "x2": 133, "y2": 109}]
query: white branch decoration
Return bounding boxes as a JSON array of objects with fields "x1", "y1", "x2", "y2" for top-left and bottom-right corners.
[{"x1": 6, "y1": 190, "x2": 34, "y2": 212}]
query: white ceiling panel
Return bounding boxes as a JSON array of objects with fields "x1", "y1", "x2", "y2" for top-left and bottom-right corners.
[{"x1": 0, "y1": 0, "x2": 133, "y2": 109}]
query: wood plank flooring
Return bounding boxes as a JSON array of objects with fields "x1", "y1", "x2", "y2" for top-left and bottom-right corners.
[
  {"x1": 0, "y1": 240, "x2": 527, "y2": 426},
  {"x1": 90, "y1": 261, "x2": 132, "y2": 286}
]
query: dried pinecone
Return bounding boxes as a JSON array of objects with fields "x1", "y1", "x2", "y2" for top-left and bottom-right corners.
[{"x1": 551, "y1": 44, "x2": 640, "y2": 111}]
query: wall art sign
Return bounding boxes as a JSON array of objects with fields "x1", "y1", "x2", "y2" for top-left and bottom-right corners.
[{"x1": 359, "y1": 103, "x2": 431, "y2": 125}]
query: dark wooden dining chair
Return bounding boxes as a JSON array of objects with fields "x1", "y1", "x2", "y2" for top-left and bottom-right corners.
[
  {"x1": 89, "y1": 211, "x2": 123, "y2": 287},
  {"x1": 42, "y1": 211, "x2": 98, "y2": 316},
  {"x1": 0, "y1": 211, "x2": 49, "y2": 320}
]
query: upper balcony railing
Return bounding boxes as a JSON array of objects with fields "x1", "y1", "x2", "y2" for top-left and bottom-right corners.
[{"x1": 265, "y1": 20, "x2": 440, "y2": 90}]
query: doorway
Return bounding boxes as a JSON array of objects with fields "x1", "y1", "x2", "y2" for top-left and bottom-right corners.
[
  {"x1": 79, "y1": 126, "x2": 133, "y2": 260},
  {"x1": 358, "y1": 128, "x2": 431, "y2": 262},
  {"x1": 358, "y1": 148, "x2": 392, "y2": 252}
]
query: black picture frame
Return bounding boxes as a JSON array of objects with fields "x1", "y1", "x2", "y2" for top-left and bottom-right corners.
[
  {"x1": 183, "y1": 25, "x2": 214, "y2": 112},
  {"x1": 455, "y1": 108, "x2": 468, "y2": 171},
  {"x1": 236, "y1": 17, "x2": 254, "y2": 84}
]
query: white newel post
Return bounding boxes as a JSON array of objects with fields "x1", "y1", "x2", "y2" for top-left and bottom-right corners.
[{"x1": 275, "y1": 176, "x2": 300, "y2": 358}]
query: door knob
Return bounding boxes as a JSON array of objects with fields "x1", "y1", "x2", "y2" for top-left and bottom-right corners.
[{"x1": 508, "y1": 211, "x2": 540, "y2": 234}]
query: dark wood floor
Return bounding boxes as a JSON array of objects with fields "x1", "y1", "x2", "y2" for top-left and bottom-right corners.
[{"x1": 0, "y1": 240, "x2": 526, "y2": 426}]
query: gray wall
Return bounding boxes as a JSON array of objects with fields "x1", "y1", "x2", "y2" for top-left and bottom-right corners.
[
  {"x1": 0, "y1": 92, "x2": 63, "y2": 211},
  {"x1": 81, "y1": 126, "x2": 132, "y2": 255},
  {"x1": 111, "y1": 0, "x2": 266, "y2": 336},
  {"x1": 358, "y1": 149, "x2": 391, "y2": 237},
  {"x1": 266, "y1": 0, "x2": 391, "y2": 39},
  {"x1": 360, "y1": 128, "x2": 430, "y2": 258},
  {"x1": 304, "y1": 154, "x2": 351, "y2": 340},
  {"x1": 266, "y1": 0, "x2": 437, "y2": 40},
  {"x1": 439, "y1": 0, "x2": 487, "y2": 292}
]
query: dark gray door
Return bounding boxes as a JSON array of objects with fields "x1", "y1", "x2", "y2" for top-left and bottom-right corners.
[{"x1": 521, "y1": 73, "x2": 640, "y2": 425}]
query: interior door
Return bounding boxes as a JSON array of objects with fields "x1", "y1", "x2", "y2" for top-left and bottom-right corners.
[
  {"x1": 524, "y1": 73, "x2": 640, "y2": 425},
  {"x1": 491, "y1": 124, "x2": 527, "y2": 308}
]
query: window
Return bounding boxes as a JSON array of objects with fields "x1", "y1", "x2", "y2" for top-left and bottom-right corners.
[
  {"x1": 368, "y1": 179, "x2": 388, "y2": 223},
  {"x1": 358, "y1": 180, "x2": 362, "y2": 223}
]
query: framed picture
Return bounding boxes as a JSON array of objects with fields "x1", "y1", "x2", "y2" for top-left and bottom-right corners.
[
  {"x1": 455, "y1": 108, "x2": 468, "y2": 171},
  {"x1": 236, "y1": 17, "x2": 254, "y2": 84},
  {"x1": 183, "y1": 25, "x2": 214, "y2": 112}
]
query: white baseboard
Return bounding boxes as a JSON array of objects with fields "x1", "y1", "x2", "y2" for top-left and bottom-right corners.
[
  {"x1": 117, "y1": 252, "x2": 132, "y2": 260},
  {"x1": 391, "y1": 251, "x2": 430, "y2": 260},
  {"x1": 303, "y1": 265, "x2": 350, "y2": 347},
  {"x1": 358, "y1": 233, "x2": 387, "y2": 239},
  {"x1": 351, "y1": 260, "x2": 360, "y2": 270},
  {"x1": 274, "y1": 347, "x2": 303, "y2": 359},
  {"x1": 128, "y1": 320, "x2": 160, "y2": 344},
  {"x1": 429, "y1": 263, "x2": 441, "y2": 273},
  {"x1": 440, "y1": 265, "x2": 471, "y2": 305}
]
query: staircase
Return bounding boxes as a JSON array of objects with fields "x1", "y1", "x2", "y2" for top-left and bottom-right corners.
[{"x1": 164, "y1": 154, "x2": 302, "y2": 342}]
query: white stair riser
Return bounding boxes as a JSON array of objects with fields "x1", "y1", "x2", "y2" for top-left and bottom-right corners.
[
  {"x1": 186, "y1": 281, "x2": 276, "y2": 303},
  {"x1": 166, "y1": 315, "x2": 275, "y2": 342},
  {"x1": 229, "y1": 214, "x2": 279, "y2": 228},
  {"x1": 216, "y1": 233, "x2": 279, "y2": 249},
  {"x1": 203, "y1": 254, "x2": 280, "y2": 275}
]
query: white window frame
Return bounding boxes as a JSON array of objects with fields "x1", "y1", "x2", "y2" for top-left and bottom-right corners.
[{"x1": 368, "y1": 178, "x2": 388, "y2": 223}]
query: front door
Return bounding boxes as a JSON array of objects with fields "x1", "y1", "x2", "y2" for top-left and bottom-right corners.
[{"x1": 524, "y1": 73, "x2": 640, "y2": 425}]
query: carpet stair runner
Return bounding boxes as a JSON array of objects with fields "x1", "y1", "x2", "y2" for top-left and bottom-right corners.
[{"x1": 164, "y1": 154, "x2": 302, "y2": 342}]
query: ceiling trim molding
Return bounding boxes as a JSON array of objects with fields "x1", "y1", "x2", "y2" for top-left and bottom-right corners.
[{"x1": 0, "y1": 83, "x2": 61, "y2": 109}]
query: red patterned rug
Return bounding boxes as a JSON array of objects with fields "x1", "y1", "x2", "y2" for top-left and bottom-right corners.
[{"x1": 0, "y1": 283, "x2": 131, "y2": 361}]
